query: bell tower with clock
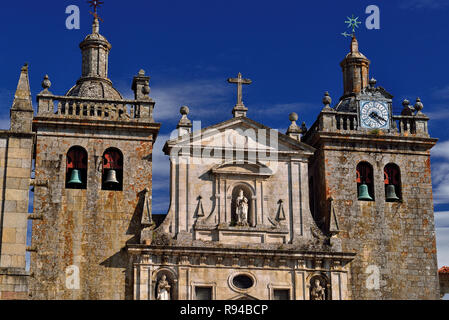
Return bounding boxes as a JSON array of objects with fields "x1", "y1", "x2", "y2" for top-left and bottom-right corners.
[{"x1": 303, "y1": 35, "x2": 440, "y2": 299}]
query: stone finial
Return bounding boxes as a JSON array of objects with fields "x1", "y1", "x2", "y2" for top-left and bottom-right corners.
[
  {"x1": 351, "y1": 35, "x2": 359, "y2": 53},
  {"x1": 414, "y1": 98, "x2": 424, "y2": 114},
  {"x1": 289, "y1": 112, "x2": 298, "y2": 123},
  {"x1": 322, "y1": 92, "x2": 332, "y2": 110},
  {"x1": 42, "y1": 75, "x2": 51, "y2": 90},
  {"x1": 401, "y1": 99, "x2": 414, "y2": 116},
  {"x1": 12, "y1": 64, "x2": 33, "y2": 111},
  {"x1": 92, "y1": 17, "x2": 100, "y2": 34},
  {"x1": 177, "y1": 105, "x2": 193, "y2": 137},
  {"x1": 369, "y1": 78, "x2": 377, "y2": 88},
  {"x1": 132, "y1": 69, "x2": 151, "y2": 100},
  {"x1": 10, "y1": 64, "x2": 34, "y2": 133},
  {"x1": 180, "y1": 105, "x2": 190, "y2": 116},
  {"x1": 328, "y1": 197, "x2": 340, "y2": 236},
  {"x1": 286, "y1": 112, "x2": 302, "y2": 141},
  {"x1": 141, "y1": 187, "x2": 153, "y2": 227},
  {"x1": 301, "y1": 121, "x2": 307, "y2": 133},
  {"x1": 142, "y1": 81, "x2": 150, "y2": 95}
]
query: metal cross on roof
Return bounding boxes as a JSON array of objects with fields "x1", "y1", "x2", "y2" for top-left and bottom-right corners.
[
  {"x1": 227, "y1": 72, "x2": 252, "y2": 106},
  {"x1": 88, "y1": 0, "x2": 104, "y2": 22}
]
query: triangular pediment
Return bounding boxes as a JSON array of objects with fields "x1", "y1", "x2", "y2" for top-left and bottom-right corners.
[{"x1": 163, "y1": 117, "x2": 315, "y2": 157}]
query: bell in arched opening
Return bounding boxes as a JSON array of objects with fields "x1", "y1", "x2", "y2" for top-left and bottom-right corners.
[
  {"x1": 385, "y1": 184, "x2": 400, "y2": 201},
  {"x1": 68, "y1": 169, "x2": 83, "y2": 185},
  {"x1": 104, "y1": 169, "x2": 119, "y2": 185},
  {"x1": 358, "y1": 184, "x2": 373, "y2": 201}
]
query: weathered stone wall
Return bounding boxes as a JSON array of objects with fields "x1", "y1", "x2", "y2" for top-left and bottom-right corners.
[
  {"x1": 131, "y1": 249, "x2": 352, "y2": 300},
  {"x1": 30, "y1": 120, "x2": 157, "y2": 300},
  {"x1": 312, "y1": 138, "x2": 439, "y2": 299},
  {"x1": 0, "y1": 132, "x2": 33, "y2": 300},
  {"x1": 0, "y1": 134, "x2": 33, "y2": 270},
  {"x1": 439, "y1": 272, "x2": 449, "y2": 298},
  {"x1": 0, "y1": 268, "x2": 29, "y2": 300}
]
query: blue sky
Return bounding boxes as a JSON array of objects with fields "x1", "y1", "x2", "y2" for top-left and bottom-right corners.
[{"x1": 1, "y1": 0, "x2": 448, "y2": 270}]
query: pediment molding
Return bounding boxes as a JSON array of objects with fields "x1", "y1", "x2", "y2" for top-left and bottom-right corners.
[
  {"x1": 211, "y1": 161, "x2": 273, "y2": 177},
  {"x1": 163, "y1": 116, "x2": 315, "y2": 157}
]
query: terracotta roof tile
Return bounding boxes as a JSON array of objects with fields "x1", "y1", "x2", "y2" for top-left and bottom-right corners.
[{"x1": 439, "y1": 266, "x2": 449, "y2": 274}]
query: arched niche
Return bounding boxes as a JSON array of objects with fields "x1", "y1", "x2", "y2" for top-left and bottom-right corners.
[
  {"x1": 151, "y1": 268, "x2": 178, "y2": 301},
  {"x1": 229, "y1": 182, "x2": 255, "y2": 227},
  {"x1": 308, "y1": 273, "x2": 330, "y2": 301}
]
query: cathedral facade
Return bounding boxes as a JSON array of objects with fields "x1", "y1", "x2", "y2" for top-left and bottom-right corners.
[{"x1": 0, "y1": 17, "x2": 440, "y2": 300}]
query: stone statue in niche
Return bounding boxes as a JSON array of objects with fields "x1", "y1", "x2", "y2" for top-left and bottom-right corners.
[
  {"x1": 310, "y1": 278, "x2": 326, "y2": 300},
  {"x1": 156, "y1": 275, "x2": 171, "y2": 300},
  {"x1": 235, "y1": 189, "x2": 249, "y2": 226}
]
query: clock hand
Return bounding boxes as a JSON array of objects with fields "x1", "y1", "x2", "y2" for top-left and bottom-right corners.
[
  {"x1": 369, "y1": 112, "x2": 382, "y2": 124},
  {"x1": 370, "y1": 112, "x2": 386, "y2": 123}
]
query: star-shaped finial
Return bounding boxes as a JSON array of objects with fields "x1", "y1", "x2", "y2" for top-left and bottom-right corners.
[{"x1": 344, "y1": 14, "x2": 362, "y2": 33}]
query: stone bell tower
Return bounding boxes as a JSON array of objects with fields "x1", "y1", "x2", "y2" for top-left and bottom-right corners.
[
  {"x1": 29, "y1": 17, "x2": 160, "y2": 299},
  {"x1": 303, "y1": 36, "x2": 440, "y2": 299}
]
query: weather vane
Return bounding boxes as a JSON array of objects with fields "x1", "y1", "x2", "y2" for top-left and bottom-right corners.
[
  {"x1": 341, "y1": 14, "x2": 361, "y2": 38},
  {"x1": 88, "y1": 0, "x2": 104, "y2": 22}
]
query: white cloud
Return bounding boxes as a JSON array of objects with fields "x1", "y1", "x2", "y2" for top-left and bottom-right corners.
[
  {"x1": 152, "y1": 134, "x2": 171, "y2": 180},
  {"x1": 432, "y1": 140, "x2": 449, "y2": 205},
  {"x1": 150, "y1": 80, "x2": 233, "y2": 122},
  {"x1": 253, "y1": 102, "x2": 315, "y2": 116},
  {"x1": 436, "y1": 212, "x2": 449, "y2": 268},
  {"x1": 432, "y1": 140, "x2": 449, "y2": 159},
  {"x1": 426, "y1": 109, "x2": 449, "y2": 121}
]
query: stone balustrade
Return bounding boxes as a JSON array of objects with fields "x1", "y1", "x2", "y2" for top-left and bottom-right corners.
[
  {"x1": 335, "y1": 112, "x2": 359, "y2": 131},
  {"x1": 303, "y1": 110, "x2": 429, "y2": 141},
  {"x1": 36, "y1": 94, "x2": 155, "y2": 122}
]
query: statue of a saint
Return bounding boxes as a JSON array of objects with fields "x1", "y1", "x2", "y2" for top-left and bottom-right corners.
[
  {"x1": 235, "y1": 189, "x2": 249, "y2": 226},
  {"x1": 310, "y1": 279, "x2": 326, "y2": 300},
  {"x1": 156, "y1": 275, "x2": 171, "y2": 300}
]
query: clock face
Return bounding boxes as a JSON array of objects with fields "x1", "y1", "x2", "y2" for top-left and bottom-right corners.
[{"x1": 359, "y1": 100, "x2": 390, "y2": 129}]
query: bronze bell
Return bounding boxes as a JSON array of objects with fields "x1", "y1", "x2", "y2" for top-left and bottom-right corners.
[
  {"x1": 386, "y1": 184, "x2": 400, "y2": 201},
  {"x1": 358, "y1": 184, "x2": 373, "y2": 201},
  {"x1": 105, "y1": 169, "x2": 119, "y2": 185},
  {"x1": 68, "y1": 169, "x2": 82, "y2": 185}
]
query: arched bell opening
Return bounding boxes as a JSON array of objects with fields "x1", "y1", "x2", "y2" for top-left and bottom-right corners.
[
  {"x1": 65, "y1": 146, "x2": 88, "y2": 189},
  {"x1": 102, "y1": 148, "x2": 123, "y2": 191},
  {"x1": 356, "y1": 161, "x2": 375, "y2": 201},
  {"x1": 230, "y1": 184, "x2": 255, "y2": 227},
  {"x1": 384, "y1": 163, "x2": 402, "y2": 202}
]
